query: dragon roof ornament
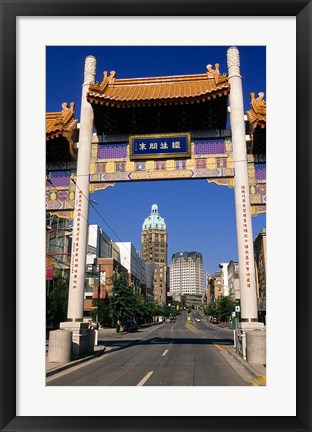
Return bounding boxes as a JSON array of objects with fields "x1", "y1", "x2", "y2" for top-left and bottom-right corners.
[
  {"x1": 246, "y1": 92, "x2": 266, "y2": 128},
  {"x1": 46, "y1": 102, "x2": 78, "y2": 158}
]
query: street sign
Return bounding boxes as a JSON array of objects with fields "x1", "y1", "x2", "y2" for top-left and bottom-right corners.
[
  {"x1": 235, "y1": 305, "x2": 240, "y2": 312},
  {"x1": 129, "y1": 132, "x2": 191, "y2": 160}
]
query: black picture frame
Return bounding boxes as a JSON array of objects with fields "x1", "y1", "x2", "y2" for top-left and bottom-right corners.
[{"x1": 0, "y1": 1, "x2": 311, "y2": 431}]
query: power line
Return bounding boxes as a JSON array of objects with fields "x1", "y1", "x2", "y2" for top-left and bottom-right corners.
[
  {"x1": 70, "y1": 178, "x2": 135, "y2": 267},
  {"x1": 46, "y1": 178, "x2": 136, "y2": 270}
]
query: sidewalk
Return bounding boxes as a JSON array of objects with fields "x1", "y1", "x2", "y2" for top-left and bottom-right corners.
[
  {"x1": 46, "y1": 324, "x2": 159, "y2": 378},
  {"x1": 204, "y1": 321, "x2": 266, "y2": 385},
  {"x1": 46, "y1": 344, "x2": 106, "y2": 377},
  {"x1": 222, "y1": 346, "x2": 266, "y2": 385}
]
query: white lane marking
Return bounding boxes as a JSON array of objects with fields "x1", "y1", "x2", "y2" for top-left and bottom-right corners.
[
  {"x1": 162, "y1": 349, "x2": 168, "y2": 356},
  {"x1": 137, "y1": 371, "x2": 154, "y2": 386},
  {"x1": 170, "y1": 321, "x2": 178, "y2": 332}
]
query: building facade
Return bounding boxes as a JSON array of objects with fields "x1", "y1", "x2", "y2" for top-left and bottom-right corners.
[
  {"x1": 169, "y1": 251, "x2": 205, "y2": 296},
  {"x1": 145, "y1": 262, "x2": 155, "y2": 300},
  {"x1": 228, "y1": 260, "x2": 240, "y2": 301},
  {"x1": 84, "y1": 225, "x2": 122, "y2": 315},
  {"x1": 141, "y1": 204, "x2": 167, "y2": 305},
  {"x1": 218, "y1": 262, "x2": 229, "y2": 297},
  {"x1": 94, "y1": 257, "x2": 128, "y2": 298},
  {"x1": 206, "y1": 273, "x2": 215, "y2": 302},
  {"x1": 87, "y1": 224, "x2": 121, "y2": 265},
  {"x1": 115, "y1": 242, "x2": 147, "y2": 296},
  {"x1": 46, "y1": 214, "x2": 73, "y2": 279},
  {"x1": 254, "y1": 227, "x2": 266, "y2": 321},
  {"x1": 213, "y1": 271, "x2": 222, "y2": 300}
]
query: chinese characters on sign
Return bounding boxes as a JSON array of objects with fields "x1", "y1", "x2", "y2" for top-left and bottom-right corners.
[
  {"x1": 241, "y1": 185, "x2": 251, "y2": 288},
  {"x1": 129, "y1": 133, "x2": 191, "y2": 160},
  {"x1": 71, "y1": 189, "x2": 83, "y2": 289}
]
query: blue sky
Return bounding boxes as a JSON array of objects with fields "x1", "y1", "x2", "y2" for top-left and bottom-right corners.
[{"x1": 46, "y1": 46, "x2": 266, "y2": 277}]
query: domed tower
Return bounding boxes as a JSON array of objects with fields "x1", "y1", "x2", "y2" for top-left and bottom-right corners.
[{"x1": 141, "y1": 204, "x2": 168, "y2": 305}]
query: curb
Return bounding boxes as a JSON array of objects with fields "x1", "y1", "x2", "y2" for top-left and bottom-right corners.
[
  {"x1": 225, "y1": 347, "x2": 266, "y2": 385},
  {"x1": 46, "y1": 346, "x2": 106, "y2": 378}
]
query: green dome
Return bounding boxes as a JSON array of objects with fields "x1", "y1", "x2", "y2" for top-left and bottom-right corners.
[{"x1": 142, "y1": 204, "x2": 166, "y2": 231}]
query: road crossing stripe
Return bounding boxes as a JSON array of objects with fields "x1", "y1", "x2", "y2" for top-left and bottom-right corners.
[{"x1": 137, "y1": 371, "x2": 153, "y2": 386}]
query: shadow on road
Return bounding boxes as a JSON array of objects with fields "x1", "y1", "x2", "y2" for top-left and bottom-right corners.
[{"x1": 98, "y1": 337, "x2": 234, "y2": 354}]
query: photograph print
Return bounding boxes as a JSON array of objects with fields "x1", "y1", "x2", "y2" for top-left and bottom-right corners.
[{"x1": 45, "y1": 45, "x2": 266, "y2": 387}]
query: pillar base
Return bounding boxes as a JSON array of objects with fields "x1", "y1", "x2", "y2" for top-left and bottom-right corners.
[
  {"x1": 235, "y1": 325, "x2": 266, "y2": 365},
  {"x1": 60, "y1": 322, "x2": 92, "y2": 360},
  {"x1": 48, "y1": 330, "x2": 72, "y2": 363},
  {"x1": 246, "y1": 330, "x2": 266, "y2": 364},
  {"x1": 238, "y1": 321, "x2": 265, "y2": 330}
]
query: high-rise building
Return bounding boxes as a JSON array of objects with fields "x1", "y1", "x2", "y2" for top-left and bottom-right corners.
[
  {"x1": 170, "y1": 251, "x2": 205, "y2": 296},
  {"x1": 141, "y1": 204, "x2": 167, "y2": 305}
]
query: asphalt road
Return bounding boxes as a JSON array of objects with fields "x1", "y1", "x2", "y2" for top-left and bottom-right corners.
[{"x1": 47, "y1": 312, "x2": 250, "y2": 386}]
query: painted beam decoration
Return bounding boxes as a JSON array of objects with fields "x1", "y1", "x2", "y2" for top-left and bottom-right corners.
[
  {"x1": 46, "y1": 136, "x2": 266, "y2": 217},
  {"x1": 129, "y1": 133, "x2": 191, "y2": 160},
  {"x1": 46, "y1": 162, "x2": 76, "y2": 218},
  {"x1": 90, "y1": 136, "x2": 234, "y2": 182}
]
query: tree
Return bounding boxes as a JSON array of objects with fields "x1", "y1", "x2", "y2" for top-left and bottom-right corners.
[
  {"x1": 161, "y1": 305, "x2": 174, "y2": 318},
  {"x1": 133, "y1": 294, "x2": 146, "y2": 324},
  {"x1": 216, "y1": 296, "x2": 236, "y2": 322},
  {"x1": 204, "y1": 296, "x2": 235, "y2": 323},
  {"x1": 204, "y1": 301, "x2": 217, "y2": 317},
  {"x1": 138, "y1": 300, "x2": 158, "y2": 324},
  {"x1": 91, "y1": 297, "x2": 110, "y2": 327},
  {"x1": 108, "y1": 271, "x2": 137, "y2": 324},
  {"x1": 47, "y1": 271, "x2": 68, "y2": 328}
]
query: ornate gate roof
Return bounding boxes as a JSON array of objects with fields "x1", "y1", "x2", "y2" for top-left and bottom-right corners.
[
  {"x1": 87, "y1": 64, "x2": 230, "y2": 136},
  {"x1": 46, "y1": 102, "x2": 78, "y2": 162}
]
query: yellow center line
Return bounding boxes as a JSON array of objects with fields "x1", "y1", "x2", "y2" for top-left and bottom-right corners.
[
  {"x1": 213, "y1": 343, "x2": 224, "y2": 352},
  {"x1": 256, "y1": 375, "x2": 266, "y2": 384}
]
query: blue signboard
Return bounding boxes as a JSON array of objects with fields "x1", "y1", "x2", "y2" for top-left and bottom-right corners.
[{"x1": 129, "y1": 133, "x2": 191, "y2": 160}]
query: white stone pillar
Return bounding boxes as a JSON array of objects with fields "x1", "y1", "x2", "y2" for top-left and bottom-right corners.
[
  {"x1": 67, "y1": 55, "x2": 96, "y2": 321},
  {"x1": 227, "y1": 47, "x2": 260, "y2": 326}
]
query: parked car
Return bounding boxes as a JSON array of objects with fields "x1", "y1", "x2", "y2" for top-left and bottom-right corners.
[{"x1": 123, "y1": 320, "x2": 138, "y2": 332}]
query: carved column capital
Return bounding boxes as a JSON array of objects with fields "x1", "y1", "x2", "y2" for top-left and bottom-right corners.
[
  {"x1": 227, "y1": 46, "x2": 241, "y2": 79},
  {"x1": 84, "y1": 55, "x2": 96, "y2": 85}
]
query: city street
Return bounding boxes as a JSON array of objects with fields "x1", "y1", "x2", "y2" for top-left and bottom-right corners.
[{"x1": 47, "y1": 312, "x2": 252, "y2": 386}]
